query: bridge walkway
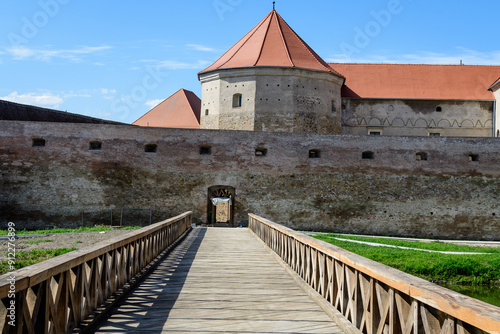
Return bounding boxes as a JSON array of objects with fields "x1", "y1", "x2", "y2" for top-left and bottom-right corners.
[{"x1": 93, "y1": 227, "x2": 344, "y2": 333}]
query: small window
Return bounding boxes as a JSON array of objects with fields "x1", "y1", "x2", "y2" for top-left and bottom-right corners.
[
  {"x1": 309, "y1": 149, "x2": 321, "y2": 159},
  {"x1": 388, "y1": 105, "x2": 394, "y2": 112},
  {"x1": 200, "y1": 146, "x2": 212, "y2": 155},
  {"x1": 429, "y1": 133, "x2": 441, "y2": 137},
  {"x1": 145, "y1": 144, "x2": 157, "y2": 153},
  {"x1": 255, "y1": 148, "x2": 267, "y2": 157},
  {"x1": 362, "y1": 151, "x2": 374, "y2": 160},
  {"x1": 369, "y1": 131, "x2": 381, "y2": 136},
  {"x1": 416, "y1": 152, "x2": 428, "y2": 161},
  {"x1": 205, "y1": 109, "x2": 209, "y2": 116},
  {"x1": 436, "y1": 106, "x2": 442, "y2": 112},
  {"x1": 89, "y1": 141, "x2": 102, "y2": 151},
  {"x1": 331, "y1": 100, "x2": 337, "y2": 113},
  {"x1": 32, "y1": 138, "x2": 46, "y2": 147},
  {"x1": 469, "y1": 154, "x2": 479, "y2": 162},
  {"x1": 232, "y1": 94, "x2": 242, "y2": 108}
]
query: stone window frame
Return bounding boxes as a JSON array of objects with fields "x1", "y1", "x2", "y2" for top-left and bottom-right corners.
[
  {"x1": 309, "y1": 149, "x2": 321, "y2": 159},
  {"x1": 232, "y1": 94, "x2": 242, "y2": 108},
  {"x1": 416, "y1": 152, "x2": 428, "y2": 161},
  {"x1": 368, "y1": 127, "x2": 383, "y2": 136},
  {"x1": 145, "y1": 144, "x2": 158, "y2": 153},
  {"x1": 89, "y1": 141, "x2": 102, "y2": 151},
  {"x1": 200, "y1": 145, "x2": 212, "y2": 156},
  {"x1": 362, "y1": 151, "x2": 375, "y2": 160},
  {"x1": 255, "y1": 148, "x2": 268, "y2": 157},
  {"x1": 468, "y1": 153, "x2": 479, "y2": 162},
  {"x1": 32, "y1": 138, "x2": 46, "y2": 147}
]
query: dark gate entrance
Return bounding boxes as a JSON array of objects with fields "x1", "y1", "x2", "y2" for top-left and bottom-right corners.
[{"x1": 207, "y1": 186, "x2": 235, "y2": 226}]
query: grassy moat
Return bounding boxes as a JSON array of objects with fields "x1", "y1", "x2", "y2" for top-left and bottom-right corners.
[{"x1": 313, "y1": 234, "x2": 500, "y2": 307}]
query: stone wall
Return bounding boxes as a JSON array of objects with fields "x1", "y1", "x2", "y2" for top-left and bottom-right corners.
[
  {"x1": 342, "y1": 98, "x2": 494, "y2": 137},
  {"x1": 1, "y1": 120, "x2": 499, "y2": 240},
  {"x1": 199, "y1": 67, "x2": 343, "y2": 134}
]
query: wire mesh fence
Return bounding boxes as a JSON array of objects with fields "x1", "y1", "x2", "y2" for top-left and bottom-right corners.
[{"x1": 80, "y1": 208, "x2": 152, "y2": 227}]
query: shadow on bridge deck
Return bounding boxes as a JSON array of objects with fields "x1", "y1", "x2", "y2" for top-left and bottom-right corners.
[{"x1": 93, "y1": 228, "x2": 344, "y2": 334}]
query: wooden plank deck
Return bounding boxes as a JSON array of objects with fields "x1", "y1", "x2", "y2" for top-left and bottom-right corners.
[{"x1": 93, "y1": 227, "x2": 344, "y2": 334}]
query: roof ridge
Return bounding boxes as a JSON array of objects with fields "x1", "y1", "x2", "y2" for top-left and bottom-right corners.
[
  {"x1": 274, "y1": 11, "x2": 294, "y2": 68},
  {"x1": 276, "y1": 11, "x2": 340, "y2": 77},
  {"x1": 254, "y1": 11, "x2": 275, "y2": 67},
  {"x1": 203, "y1": 11, "x2": 273, "y2": 72},
  {"x1": 330, "y1": 62, "x2": 500, "y2": 67}
]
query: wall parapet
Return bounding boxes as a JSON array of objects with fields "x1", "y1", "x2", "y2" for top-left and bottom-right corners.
[
  {"x1": 0, "y1": 120, "x2": 499, "y2": 177},
  {"x1": 249, "y1": 214, "x2": 500, "y2": 334}
]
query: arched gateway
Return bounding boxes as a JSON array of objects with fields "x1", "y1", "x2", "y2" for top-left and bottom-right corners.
[{"x1": 207, "y1": 186, "x2": 236, "y2": 226}]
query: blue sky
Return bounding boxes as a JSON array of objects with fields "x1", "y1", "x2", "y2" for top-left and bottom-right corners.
[{"x1": 1, "y1": 0, "x2": 499, "y2": 123}]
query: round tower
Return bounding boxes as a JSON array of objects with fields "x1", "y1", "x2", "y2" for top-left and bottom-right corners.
[{"x1": 198, "y1": 10, "x2": 345, "y2": 134}]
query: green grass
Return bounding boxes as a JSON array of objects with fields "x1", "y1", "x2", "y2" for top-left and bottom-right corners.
[
  {"x1": 24, "y1": 239, "x2": 54, "y2": 245},
  {"x1": 0, "y1": 248, "x2": 77, "y2": 275},
  {"x1": 320, "y1": 234, "x2": 500, "y2": 253},
  {"x1": 313, "y1": 234, "x2": 500, "y2": 286},
  {"x1": 0, "y1": 225, "x2": 142, "y2": 236}
]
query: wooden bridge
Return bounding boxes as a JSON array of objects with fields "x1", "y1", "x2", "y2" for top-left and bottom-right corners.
[{"x1": 1, "y1": 212, "x2": 500, "y2": 334}]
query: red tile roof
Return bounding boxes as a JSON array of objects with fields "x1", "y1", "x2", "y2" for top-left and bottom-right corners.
[
  {"x1": 331, "y1": 63, "x2": 500, "y2": 100},
  {"x1": 200, "y1": 10, "x2": 343, "y2": 78},
  {"x1": 133, "y1": 89, "x2": 200, "y2": 129}
]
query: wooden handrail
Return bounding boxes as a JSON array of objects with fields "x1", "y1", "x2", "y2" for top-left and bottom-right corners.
[
  {"x1": 249, "y1": 214, "x2": 500, "y2": 334},
  {"x1": 0, "y1": 212, "x2": 192, "y2": 334}
]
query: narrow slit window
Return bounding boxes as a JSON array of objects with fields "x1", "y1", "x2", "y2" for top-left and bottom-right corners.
[
  {"x1": 89, "y1": 141, "x2": 102, "y2": 151},
  {"x1": 416, "y1": 152, "x2": 428, "y2": 161},
  {"x1": 469, "y1": 154, "x2": 479, "y2": 162},
  {"x1": 205, "y1": 109, "x2": 209, "y2": 116},
  {"x1": 232, "y1": 94, "x2": 242, "y2": 108},
  {"x1": 145, "y1": 144, "x2": 157, "y2": 153},
  {"x1": 32, "y1": 138, "x2": 46, "y2": 147},
  {"x1": 309, "y1": 149, "x2": 321, "y2": 159},
  {"x1": 200, "y1": 146, "x2": 212, "y2": 155},
  {"x1": 255, "y1": 148, "x2": 267, "y2": 157},
  {"x1": 429, "y1": 133, "x2": 441, "y2": 137},
  {"x1": 362, "y1": 151, "x2": 374, "y2": 160}
]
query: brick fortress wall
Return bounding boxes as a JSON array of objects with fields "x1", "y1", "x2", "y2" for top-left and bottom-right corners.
[{"x1": 1, "y1": 120, "x2": 499, "y2": 240}]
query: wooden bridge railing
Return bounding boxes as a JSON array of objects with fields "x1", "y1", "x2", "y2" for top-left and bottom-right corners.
[
  {"x1": 249, "y1": 214, "x2": 500, "y2": 334},
  {"x1": 0, "y1": 211, "x2": 192, "y2": 334}
]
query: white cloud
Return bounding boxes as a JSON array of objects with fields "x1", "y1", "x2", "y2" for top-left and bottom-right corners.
[
  {"x1": 328, "y1": 48, "x2": 500, "y2": 65},
  {"x1": 1, "y1": 92, "x2": 63, "y2": 108},
  {"x1": 101, "y1": 89, "x2": 116, "y2": 95},
  {"x1": 187, "y1": 44, "x2": 218, "y2": 52},
  {"x1": 6, "y1": 45, "x2": 112, "y2": 62},
  {"x1": 145, "y1": 99, "x2": 163, "y2": 108},
  {"x1": 156, "y1": 60, "x2": 211, "y2": 70}
]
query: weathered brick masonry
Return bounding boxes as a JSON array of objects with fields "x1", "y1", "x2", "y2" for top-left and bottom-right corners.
[{"x1": 0, "y1": 120, "x2": 499, "y2": 240}]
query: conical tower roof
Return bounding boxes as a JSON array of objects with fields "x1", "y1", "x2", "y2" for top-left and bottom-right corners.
[{"x1": 200, "y1": 10, "x2": 343, "y2": 78}]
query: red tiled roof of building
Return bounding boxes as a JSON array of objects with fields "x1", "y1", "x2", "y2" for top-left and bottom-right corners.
[
  {"x1": 133, "y1": 89, "x2": 200, "y2": 129},
  {"x1": 331, "y1": 63, "x2": 500, "y2": 101},
  {"x1": 200, "y1": 10, "x2": 343, "y2": 78}
]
